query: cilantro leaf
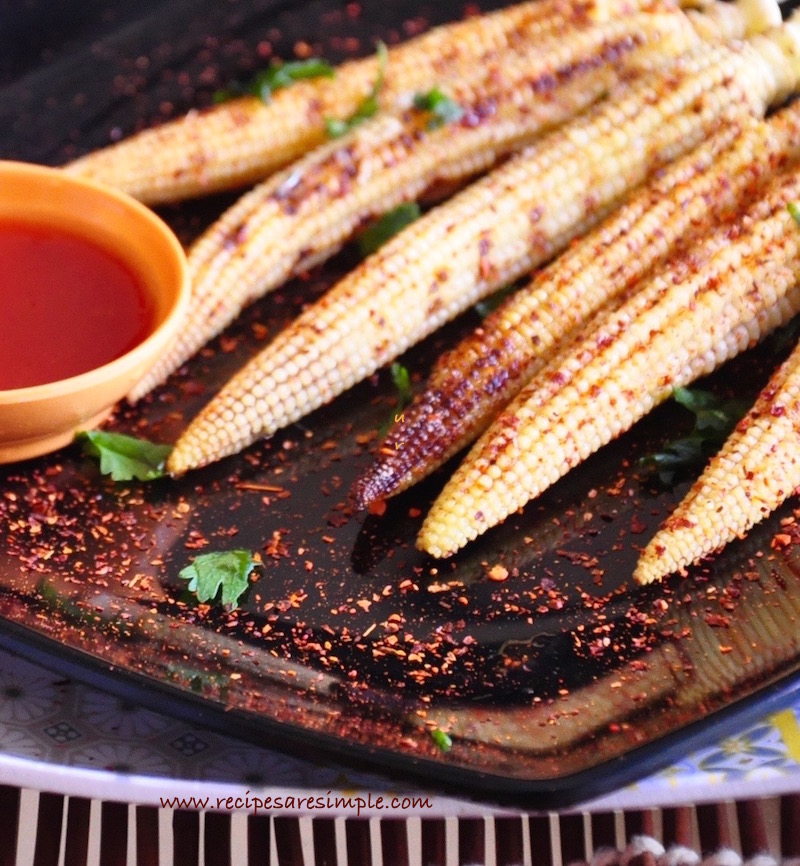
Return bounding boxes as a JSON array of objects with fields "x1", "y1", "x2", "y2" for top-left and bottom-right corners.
[
  {"x1": 473, "y1": 283, "x2": 517, "y2": 318},
  {"x1": 78, "y1": 431, "x2": 172, "y2": 481},
  {"x1": 430, "y1": 728, "x2": 452, "y2": 752},
  {"x1": 672, "y1": 386, "x2": 746, "y2": 432},
  {"x1": 788, "y1": 201, "x2": 800, "y2": 226},
  {"x1": 413, "y1": 87, "x2": 464, "y2": 130},
  {"x1": 390, "y1": 362, "x2": 413, "y2": 409},
  {"x1": 377, "y1": 362, "x2": 413, "y2": 436},
  {"x1": 252, "y1": 58, "x2": 335, "y2": 100},
  {"x1": 358, "y1": 202, "x2": 421, "y2": 257},
  {"x1": 639, "y1": 386, "x2": 748, "y2": 485},
  {"x1": 639, "y1": 436, "x2": 709, "y2": 483},
  {"x1": 764, "y1": 311, "x2": 800, "y2": 359},
  {"x1": 325, "y1": 41, "x2": 387, "y2": 138},
  {"x1": 179, "y1": 550, "x2": 257, "y2": 609},
  {"x1": 323, "y1": 117, "x2": 352, "y2": 139},
  {"x1": 214, "y1": 57, "x2": 334, "y2": 104}
]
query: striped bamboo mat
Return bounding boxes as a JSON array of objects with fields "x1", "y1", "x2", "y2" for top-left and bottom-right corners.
[{"x1": 3, "y1": 786, "x2": 799, "y2": 866}]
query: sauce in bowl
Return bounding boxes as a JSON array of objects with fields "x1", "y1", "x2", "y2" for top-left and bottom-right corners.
[{"x1": 0, "y1": 219, "x2": 154, "y2": 390}]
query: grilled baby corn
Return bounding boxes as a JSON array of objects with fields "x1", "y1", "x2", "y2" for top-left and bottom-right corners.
[
  {"x1": 166, "y1": 25, "x2": 800, "y2": 477},
  {"x1": 130, "y1": 4, "x2": 713, "y2": 402},
  {"x1": 418, "y1": 163, "x2": 800, "y2": 558},
  {"x1": 353, "y1": 101, "x2": 800, "y2": 507},
  {"x1": 635, "y1": 328, "x2": 800, "y2": 584},
  {"x1": 62, "y1": 0, "x2": 646, "y2": 204}
]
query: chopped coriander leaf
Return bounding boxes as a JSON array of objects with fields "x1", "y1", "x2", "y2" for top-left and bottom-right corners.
[
  {"x1": 78, "y1": 430, "x2": 172, "y2": 481},
  {"x1": 179, "y1": 550, "x2": 257, "y2": 609},
  {"x1": 326, "y1": 87, "x2": 381, "y2": 137},
  {"x1": 378, "y1": 362, "x2": 413, "y2": 436},
  {"x1": 213, "y1": 87, "x2": 240, "y2": 105},
  {"x1": 639, "y1": 436, "x2": 705, "y2": 482},
  {"x1": 765, "y1": 311, "x2": 800, "y2": 358},
  {"x1": 639, "y1": 386, "x2": 748, "y2": 485},
  {"x1": 221, "y1": 84, "x2": 251, "y2": 104},
  {"x1": 789, "y1": 201, "x2": 800, "y2": 226},
  {"x1": 672, "y1": 386, "x2": 747, "y2": 432},
  {"x1": 473, "y1": 283, "x2": 517, "y2": 318},
  {"x1": 325, "y1": 41, "x2": 387, "y2": 138},
  {"x1": 391, "y1": 362, "x2": 413, "y2": 409},
  {"x1": 430, "y1": 728, "x2": 452, "y2": 752},
  {"x1": 213, "y1": 57, "x2": 334, "y2": 104},
  {"x1": 254, "y1": 58, "x2": 335, "y2": 99},
  {"x1": 323, "y1": 117, "x2": 353, "y2": 138},
  {"x1": 413, "y1": 87, "x2": 464, "y2": 130},
  {"x1": 358, "y1": 202, "x2": 421, "y2": 257}
]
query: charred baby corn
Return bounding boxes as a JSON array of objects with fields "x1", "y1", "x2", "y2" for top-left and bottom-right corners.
[
  {"x1": 130, "y1": 4, "x2": 714, "y2": 402},
  {"x1": 165, "y1": 25, "x2": 800, "y2": 477},
  {"x1": 353, "y1": 102, "x2": 800, "y2": 507},
  {"x1": 418, "y1": 163, "x2": 800, "y2": 558},
  {"x1": 635, "y1": 330, "x2": 800, "y2": 584},
  {"x1": 61, "y1": 0, "x2": 648, "y2": 204}
]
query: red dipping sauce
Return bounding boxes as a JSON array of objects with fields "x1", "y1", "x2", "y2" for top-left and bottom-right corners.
[{"x1": 0, "y1": 220, "x2": 154, "y2": 390}]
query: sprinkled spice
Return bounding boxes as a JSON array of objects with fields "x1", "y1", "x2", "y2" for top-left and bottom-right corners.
[{"x1": 2, "y1": 0, "x2": 800, "y2": 793}]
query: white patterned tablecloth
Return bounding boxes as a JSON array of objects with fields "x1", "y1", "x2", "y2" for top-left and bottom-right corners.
[{"x1": 0, "y1": 645, "x2": 799, "y2": 816}]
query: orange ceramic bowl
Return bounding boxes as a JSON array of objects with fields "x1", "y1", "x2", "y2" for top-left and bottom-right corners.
[{"x1": 0, "y1": 161, "x2": 189, "y2": 463}]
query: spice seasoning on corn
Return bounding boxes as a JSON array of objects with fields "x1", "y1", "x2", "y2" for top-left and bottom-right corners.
[
  {"x1": 635, "y1": 311, "x2": 800, "y2": 583},
  {"x1": 418, "y1": 161, "x2": 800, "y2": 558},
  {"x1": 165, "y1": 21, "x2": 800, "y2": 475},
  {"x1": 129, "y1": 3, "x2": 711, "y2": 402},
  {"x1": 63, "y1": 0, "x2": 628, "y2": 204},
  {"x1": 353, "y1": 101, "x2": 800, "y2": 507}
]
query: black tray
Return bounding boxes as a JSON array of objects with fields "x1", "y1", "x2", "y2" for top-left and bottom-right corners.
[{"x1": 2, "y1": 0, "x2": 800, "y2": 809}]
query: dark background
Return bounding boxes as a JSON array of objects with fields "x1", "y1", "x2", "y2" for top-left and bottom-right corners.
[
  {"x1": 0, "y1": 0, "x2": 457, "y2": 167},
  {"x1": 0, "y1": 0, "x2": 168, "y2": 86}
]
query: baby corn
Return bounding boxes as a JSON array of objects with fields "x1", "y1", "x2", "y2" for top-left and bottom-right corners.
[
  {"x1": 130, "y1": 5, "x2": 710, "y2": 402},
  {"x1": 61, "y1": 0, "x2": 638, "y2": 204},
  {"x1": 635, "y1": 330, "x2": 800, "y2": 584},
  {"x1": 62, "y1": 0, "x2": 780, "y2": 204},
  {"x1": 166, "y1": 27, "x2": 800, "y2": 477},
  {"x1": 418, "y1": 165, "x2": 800, "y2": 558},
  {"x1": 353, "y1": 101, "x2": 800, "y2": 507}
]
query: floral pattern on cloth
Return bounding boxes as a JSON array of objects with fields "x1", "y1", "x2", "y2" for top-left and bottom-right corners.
[{"x1": 694, "y1": 720, "x2": 795, "y2": 778}]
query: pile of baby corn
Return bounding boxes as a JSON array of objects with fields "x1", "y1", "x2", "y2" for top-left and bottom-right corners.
[{"x1": 65, "y1": 0, "x2": 800, "y2": 581}]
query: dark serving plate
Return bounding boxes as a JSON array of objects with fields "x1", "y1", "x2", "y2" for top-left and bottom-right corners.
[{"x1": 3, "y1": 0, "x2": 800, "y2": 809}]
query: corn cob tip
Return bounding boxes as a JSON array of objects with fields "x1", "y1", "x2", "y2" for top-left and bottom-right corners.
[
  {"x1": 635, "y1": 338, "x2": 800, "y2": 585},
  {"x1": 415, "y1": 529, "x2": 457, "y2": 560},
  {"x1": 351, "y1": 386, "x2": 472, "y2": 509},
  {"x1": 733, "y1": 0, "x2": 781, "y2": 34},
  {"x1": 775, "y1": 10, "x2": 800, "y2": 76},
  {"x1": 633, "y1": 545, "x2": 689, "y2": 585},
  {"x1": 351, "y1": 463, "x2": 397, "y2": 511},
  {"x1": 351, "y1": 426, "x2": 424, "y2": 509},
  {"x1": 165, "y1": 446, "x2": 197, "y2": 478},
  {"x1": 688, "y1": 0, "x2": 781, "y2": 43},
  {"x1": 633, "y1": 503, "x2": 727, "y2": 584},
  {"x1": 418, "y1": 155, "x2": 800, "y2": 560},
  {"x1": 166, "y1": 408, "x2": 249, "y2": 477},
  {"x1": 749, "y1": 9, "x2": 800, "y2": 103},
  {"x1": 166, "y1": 448, "x2": 209, "y2": 478}
]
